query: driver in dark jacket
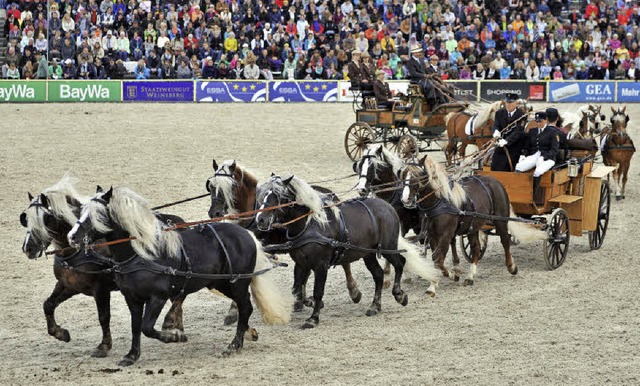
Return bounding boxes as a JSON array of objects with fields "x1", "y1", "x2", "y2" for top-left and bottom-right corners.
[{"x1": 490, "y1": 93, "x2": 527, "y2": 171}]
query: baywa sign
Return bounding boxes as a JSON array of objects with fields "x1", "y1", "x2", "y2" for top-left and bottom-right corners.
[
  {"x1": 48, "y1": 81, "x2": 121, "y2": 102},
  {"x1": 0, "y1": 81, "x2": 46, "y2": 102}
]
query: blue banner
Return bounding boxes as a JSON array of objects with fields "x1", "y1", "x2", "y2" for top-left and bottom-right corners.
[
  {"x1": 123, "y1": 81, "x2": 194, "y2": 102},
  {"x1": 269, "y1": 81, "x2": 338, "y2": 102},
  {"x1": 617, "y1": 82, "x2": 640, "y2": 103},
  {"x1": 196, "y1": 81, "x2": 266, "y2": 102},
  {"x1": 548, "y1": 81, "x2": 615, "y2": 103}
]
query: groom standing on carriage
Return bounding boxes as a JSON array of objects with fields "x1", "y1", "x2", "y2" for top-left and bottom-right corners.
[{"x1": 490, "y1": 93, "x2": 528, "y2": 172}]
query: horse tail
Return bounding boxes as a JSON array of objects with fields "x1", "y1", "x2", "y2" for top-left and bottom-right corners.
[
  {"x1": 444, "y1": 112, "x2": 455, "y2": 127},
  {"x1": 396, "y1": 234, "x2": 440, "y2": 284},
  {"x1": 507, "y1": 207, "x2": 547, "y2": 243},
  {"x1": 249, "y1": 233, "x2": 292, "y2": 325}
]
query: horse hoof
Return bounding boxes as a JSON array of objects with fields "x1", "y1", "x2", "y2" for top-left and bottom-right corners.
[
  {"x1": 616, "y1": 195, "x2": 622, "y2": 201},
  {"x1": 176, "y1": 330, "x2": 188, "y2": 343},
  {"x1": 223, "y1": 315, "x2": 238, "y2": 326},
  {"x1": 351, "y1": 291, "x2": 362, "y2": 304},
  {"x1": 399, "y1": 294, "x2": 408, "y2": 307},
  {"x1": 55, "y1": 329, "x2": 71, "y2": 343},
  {"x1": 622, "y1": 195, "x2": 626, "y2": 199},
  {"x1": 365, "y1": 308, "x2": 379, "y2": 316},
  {"x1": 91, "y1": 347, "x2": 109, "y2": 358},
  {"x1": 463, "y1": 279, "x2": 474, "y2": 286},
  {"x1": 511, "y1": 266, "x2": 519, "y2": 275},
  {"x1": 118, "y1": 357, "x2": 136, "y2": 367},
  {"x1": 303, "y1": 298, "x2": 315, "y2": 308},
  {"x1": 301, "y1": 318, "x2": 318, "y2": 329},
  {"x1": 244, "y1": 328, "x2": 259, "y2": 342},
  {"x1": 453, "y1": 275, "x2": 460, "y2": 282},
  {"x1": 293, "y1": 302, "x2": 305, "y2": 312},
  {"x1": 382, "y1": 280, "x2": 391, "y2": 289},
  {"x1": 425, "y1": 290, "x2": 436, "y2": 298}
]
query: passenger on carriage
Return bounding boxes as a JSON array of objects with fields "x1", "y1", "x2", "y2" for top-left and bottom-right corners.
[
  {"x1": 545, "y1": 107, "x2": 569, "y2": 162},
  {"x1": 373, "y1": 70, "x2": 394, "y2": 109},
  {"x1": 348, "y1": 51, "x2": 371, "y2": 91},
  {"x1": 406, "y1": 46, "x2": 438, "y2": 106},
  {"x1": 490, "y1": 93, "x2": 527, "y2": 172},
  {"x1": 515, "y1": 111, "x2": 560, "y2": 204}
]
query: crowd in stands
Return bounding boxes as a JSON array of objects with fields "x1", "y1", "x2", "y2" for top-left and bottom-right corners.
[{"x1": 2, "y1": 0, "x2": 640, "y2": 81}]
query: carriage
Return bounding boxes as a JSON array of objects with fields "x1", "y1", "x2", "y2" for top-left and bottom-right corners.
[
  {"x1": 459, "y1": 157, "x2": 615, "y2": 270},
  {"x1": 344, "y1": 84, "x2": 468, "y2": 161}
]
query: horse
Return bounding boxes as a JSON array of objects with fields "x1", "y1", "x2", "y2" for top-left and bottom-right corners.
[
  {"x1": 444, "y1": 100, "x2": 501, "y2": 165},
  {"x1": 20, "y1": 175, "x2": 190, "y2": 358},
  {"x1": 206, "y1": 159, "x2": 362, "y2": 319},
  {"x1": 399, "y1": 156, "x2": 545, "y2": 285},
  {"x1": 67, "y1": 186, "x2": 291, "y2": 366},
  {"x1": 563, "y1": 104, "x2": 605, "y2": 139},
  {"x1": 254, "y1": 175, "x2": 440, "y2": 328},
  {"x1": 603, "y1": 107, "x2": 635, "y2": 200}
]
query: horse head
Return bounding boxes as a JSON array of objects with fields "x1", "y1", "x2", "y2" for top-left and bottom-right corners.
[
  {"x1": 207, "y1": 159, "x2": 238, "y2": 218},
  {"x1": 255, "y1": 175, "x2": 295, "y2": 232},
  {"x1": 610, "y1": 106, "x2": 629, "y2": 135},
  {"x1": 399, "y1": 156, "x2": 428, "y2": 209},
  {"x1": 21, "y1": 193, "x2": 55, "y2": 259},
  {"x1": 578, "y1": 109, "x2": 598, "y2": 139},
  {"x1": 68, "y1": 186, "x2": 114, "y2": 249},
  {"x1": 517, "y1": 99, "x2": 533, "y2": 114},
  {"x1": 354, "y1": 145, "x2": 384, "y2": 197},
  {"x1": 589, "y1": 104, "x2": 606, "y2": 134}
]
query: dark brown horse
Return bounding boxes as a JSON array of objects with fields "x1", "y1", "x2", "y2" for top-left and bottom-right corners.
[
  {"x1": 400, "y1": 156, "x2": 545, "y2": 285},
  {"x1": 20, "y1": 176, "x2": 187, "y2": 358},
  {"x1": 603, "y1": 106, "x2": 635, "y2": 200},
  {"x1": 206, "y1": 159, "x2": 362, "y2": 317}
]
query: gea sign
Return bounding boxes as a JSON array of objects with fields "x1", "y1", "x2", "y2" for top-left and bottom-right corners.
[
  {"x1": 585, "y1": 84, "x2": 612, "y2": 95},
  {"x1": 48, "y1": 81, "x2": 121, "y2": 102}
]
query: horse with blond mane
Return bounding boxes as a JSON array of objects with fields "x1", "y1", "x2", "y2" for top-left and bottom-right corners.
[
  {"x1": 602, "y1": 107, "x2": 635, "y2": 200},
  {"x1": 68, "y1": 186, "x2": 291, "y2": 366},
  {"x1": 400, "y1": 156, "x2": 545, "y2": 286},
  {"x1": 444, "y1": 100, "x2": 501, "y2": 164}
]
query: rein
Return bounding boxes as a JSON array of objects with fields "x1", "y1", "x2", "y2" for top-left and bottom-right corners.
[{"x1": 272, "y1": 211, "x2": 314, "y2": 229}]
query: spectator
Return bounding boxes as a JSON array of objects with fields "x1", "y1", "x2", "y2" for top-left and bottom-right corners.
[
  {"x1": 77, "y1": 57, "x2": 94, "y2": 79},
  {"x1": 627, "y1": 62, "x2": 640, "y2": 81},
  {"x1": 48, "y1": 59, "x2": 63, "y2": 79},
  {"x1": 5, "y1": 62, "x2": 19, "y2": 79},
  {"x1": 134, "y1": 59, "x2": 150, "y2": 79},
  {"x1": 552, "y1": 66, "x2": 563, "y2": 80},
  {"x1": 473, "y1": 63, "x2": 486, "y2": 80},
  {"x1": 500, "y1": 62, "x2": 512, "y2": 79},
  {"x1": 35, "y1": 52, "x2": 48, "y2": 79},
  {"x1": 116, "y1": 31, "x2": 130, "y2": 61},
  {"x1": 130, "y1": 32, "x2": 144, "y2": 61},
  {"x1": 63, "y1": 59, "x2": 78, "y2": 79},
  {"x1": 202, "y1": 57, "x2": 216, "y2": 79},
  {"x1": 526, "y1": 60, "x2": 540, "y2": 81},
  {"x1": 176, "y1": 61, "x2": 192, "y2": 79}
]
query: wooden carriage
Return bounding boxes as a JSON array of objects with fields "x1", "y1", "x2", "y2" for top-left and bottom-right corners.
[
  {"x1": 460, "y1": 159, "x2": 615, "y2": 270},
  {"x1": 344, "y1": 85, "x2": 468, "y2": 161}
]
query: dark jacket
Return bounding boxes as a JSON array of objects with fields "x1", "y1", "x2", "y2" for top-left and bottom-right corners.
[
  {"x1": 373, "y1": 78, "x2": 393, "y2": 106},
  {"x1": 490, "y1": 107, "x2": 527, "y2": 172},
  {"x1": 407, "y1": 56, "x2": 427, "y2": 81},
  {"x1": 348, "y1": 61, "x2": 365, "y2": 87},
  {"x1": 524, "y1": 125, "x2": 560, "y2": 161}
]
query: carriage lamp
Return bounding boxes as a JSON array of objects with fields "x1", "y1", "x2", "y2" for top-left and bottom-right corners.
[{"x1": 567, "y1": 158, "x2": 579, "y2": 178}]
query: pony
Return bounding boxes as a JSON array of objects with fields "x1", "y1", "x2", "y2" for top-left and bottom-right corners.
[
  {"x1": 206, "y1": 159, "x2": 362, "y2": 318},
  {"x1": 444, "y1": 100, "x2": 501, "y2": 164},
  {"x1": 19, "y1": 175, "x2": 188, "y2": 358},
  {"x1": 68, "y1": 186, "x2": 291, "y2": 366},
  {"x1": 400, "y1": 156, "x2": 546, "y2": 285},
  {"x1": 255, "y1": 175, "x2": 440, "y2": 328},
  {"x1": 603, "y1": 106, "x2": 635, "y2": 200},
  {"x1": 563, "y1": 104, "x2": 605, "y2": 139}
]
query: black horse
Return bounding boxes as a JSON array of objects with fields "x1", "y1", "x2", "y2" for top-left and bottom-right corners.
[
  {"x1": 20, "y1": 177, "x2": 190, "y2": 358},
  {"x1": 207, "y1": 159, "x2": 363, "y2": 319},
  {"x1": 400, "y1": 156, "x2": 545, "y2": 286},
  {"x1": 255, "y1": 175, "x2": 440, "y2": 329},
  {"x1": 68, "y1": 186, "x2": 290, "y2": 366}
]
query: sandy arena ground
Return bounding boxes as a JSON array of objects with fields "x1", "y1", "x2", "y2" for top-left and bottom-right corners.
[{"x1": 1, "y1": 102, "x2": 639, "y2": 385}]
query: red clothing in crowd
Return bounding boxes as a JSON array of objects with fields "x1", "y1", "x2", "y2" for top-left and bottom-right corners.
[{"x1": 584, "y1": 3, "x2": 599, "y2": 19}]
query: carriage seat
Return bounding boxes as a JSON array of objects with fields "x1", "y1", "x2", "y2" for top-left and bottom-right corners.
[
  {"x1": 350, "y1": 84, "x2": 375, "y2": 97},
  {"x1": 407, "y1": 84, "x2": 423, "y2": 96}
]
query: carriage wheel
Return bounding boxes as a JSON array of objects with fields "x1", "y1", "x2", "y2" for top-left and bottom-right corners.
[
  {"x1": 459, "y1": 231, "x2": 489, "y2": 263},
  {"x1": 345, "y1": 122, "x2": 376, "y2": 161},
  {"x1": 397, "y1": 134, "x2": 419, "y2": 160},
  {"x1": 588, "y1": 180, "x2": 610, "y2": 250},
  {"x1": 543, "y1": 208, "x2": 570, "y2": 270},
  {"x1": 383, "y1": 126, "x2": 407, "y2": 153}
]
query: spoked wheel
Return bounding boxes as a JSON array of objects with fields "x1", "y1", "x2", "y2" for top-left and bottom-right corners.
[
  {"x1": 588, "y1": 180, "x2": 610, "y2": 250},
  {"x1": 345, "y1": 122, "x2": 376, "y2": 161},
  {"x1": 543, "y1": 208, "x2": 570, "y2": 270},
  {"x1": 397, "y1": 133, "x2": 419, "y2": 160},
  {"x1": 459, "y1": 231, "x2": 489, "y2": 263},
  {"x1": 383, "y1": 126, "x2": 407, "y2": 153}
]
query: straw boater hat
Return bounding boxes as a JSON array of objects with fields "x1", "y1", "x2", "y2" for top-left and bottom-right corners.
[
  {"x1": 375, "y1": 69, "x2": 385, "y2": 77},
  {"x1": 411, "y1": 46, "x2": 422, "y2": 54}
]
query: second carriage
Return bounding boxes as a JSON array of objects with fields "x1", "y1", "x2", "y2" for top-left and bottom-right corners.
[{"x1": 344, "y1": 85, "x2": 468, "y2": 161}]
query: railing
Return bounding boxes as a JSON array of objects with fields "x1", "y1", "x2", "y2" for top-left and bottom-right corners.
[{"x1": 0, "y1": 79, "x2": 637, "y2": 103}]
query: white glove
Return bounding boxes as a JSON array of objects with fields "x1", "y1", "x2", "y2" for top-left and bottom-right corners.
[
  {"x1": 497, "y1": 138, "x2": 508, "y2": 147},
  {"x1": 492, "y1": 130, "x2": 501, "y2": 139},
  {"x1": 518, "y1": 155, "x2": 526, "y2": 163}
]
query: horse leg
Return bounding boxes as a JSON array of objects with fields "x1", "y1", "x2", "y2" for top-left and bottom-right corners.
[
  {"x1": 119, "y1": 297, "x2": 144, "y2": 367},
  {"x1": 362, "y1": 254, "x2": 384, "y2": 316},
  {"x1": 141, "y1": 295, "x2": 187, "y2": 345},
  {"x1": 384, "y1": 253, "x2": 409, "y2": 307},
  {"x1": 383, "y1": 261, "x2": 392, "y2": 289},
  {"x1": 43, "y1": 281, "x2": 78, "y2": 342},
  {"x1": 449, "y1": 238, "x2": 462, "y2": 282},
  {"x1": 223, "y1": 302, "x2": 239, "y2": 326},
  {"x1": 301, "y1": 266, "x2": 327, "y2": 329},
  {"x1": 341, "y1": 263, "x2": 362, "y2": 303},
  {"x1": 621, "y1": 162, "x2": 629, "y2": 199},
  {"x1": 497, "y1": 221, "x2": 518, "y2": 275},
  {"x1": 613, "y1": 168, "x2": 622, "y2": 200},
  {"x1": 430, "y1": 236, "x2": 451, "y2": 278},
  {"x1": 292, "y1": 263, "x2": 311, "y2": 312},
  {"x1": 223, "y1": 284, "x2": 253, "y2": 356},
  {"x1": 90, "y1": 287, "x2": 112, "y2": 358},
  {"x1": 161, "y1": 294, "x2": 188, "y2": 341},
  {"x1": 464, "y1": 232, "x2": 481, "y2": 286}
]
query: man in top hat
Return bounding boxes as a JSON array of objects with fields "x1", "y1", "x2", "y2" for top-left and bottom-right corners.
[
  {"x1": 407, "y1": 46, "x2": 437, "y2": 105},
  {"x1": 515, "y1": 111, "x2": 559, "y2": 204},
  {"x1": 373, "y1": 69, "x2": 393, "y2": 109},
  {"x1": 545, "y1": 107, "x2": 568, "y2": 157},
  {"x1": 490, "y1": 93, "x2": 527, "y2": 172}
]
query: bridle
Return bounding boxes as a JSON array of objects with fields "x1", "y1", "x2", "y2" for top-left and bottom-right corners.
[
  {"x1": 207, "y1": 167, "x2": 235, "y2": 214},
  {"x1": 22, "y1": 199, "x2": 57, "y2": 257}
]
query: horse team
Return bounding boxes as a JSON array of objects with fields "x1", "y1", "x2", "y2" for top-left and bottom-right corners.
[{"x1": 20, "y1": 105, "x2": 634, "y2": 367}]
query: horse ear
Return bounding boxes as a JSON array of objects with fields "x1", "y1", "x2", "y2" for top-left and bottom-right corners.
[
  {"x1": 419, "y1": 155, "x2": 428, "y2": 166},
  {"x1": 205, "y1": 180, "x2": 211, "y2": 192},
  {"x1": 229, "y1": 161, "x2": 236, "y2": 173},
  {"x1": 352, "y1": 161, "x2": 359, "y2": 174},
  {"x1": 96, "y1": 185, "x2": 103, "y2": 193},
  {"x1": 271, "y1": 172, "x2": 275, "y2": 177},
  {"x1": 20, "y1": 212, "x2": 27, "y2": 227},
  {"x1": 626, "y1": 115, "x2": 629, "y2": 123},
  {"x1": 376, "y1": 145, "x2": 383, "y2": 156},
  {"x1": 213, "y1": 159, "x2": 219, "y2": 171},
  {"x1": 28, "y1": 192, "x2": 34, "y2": 201},
  {"x1": 283, "y1": 176, "x2": 294, "y2": 185},
  {"x1": 611, "y1": 107, "x2": 615, "y2": 114},
  {"x1": 622, "y1": 106, "x2": 626, "y2": 114},
  {"x1": 39, "y1": 193, "x2": 49, "y2": 208},
  {"x1": 102, "y1": 186, "x2": 114, "y2": 202}
]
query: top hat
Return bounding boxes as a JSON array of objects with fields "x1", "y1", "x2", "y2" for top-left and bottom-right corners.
[
  {"x1": 534, "y1": 111, "x2": 548, "y2": 121},
  {"x1": 545, "y1": 108, "x2": 559, "y2": 122},
  {"x1": 504, "y1": 93, "x2": 518, "y2": 102}
]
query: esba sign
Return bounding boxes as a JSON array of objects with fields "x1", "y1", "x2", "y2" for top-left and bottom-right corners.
[
  {"x1": 48, "y1": 81, "x2": 120, "y2": 102},
  {"x1": 0, "y1": 81, "x2": 46, "y2": 102}
]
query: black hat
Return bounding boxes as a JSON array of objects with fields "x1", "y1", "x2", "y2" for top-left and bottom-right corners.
[
  {"x1": 505, "y1": 93, "x2": 518, "y2": 102},
  {"x1": 534, "y1": 111, "x2": 548, "y2": 121},
  {"x1": 545, "y1": 108, "x2": 559, "y2": 122}
]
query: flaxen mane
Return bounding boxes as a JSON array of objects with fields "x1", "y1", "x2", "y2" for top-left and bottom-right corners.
[
  {"x1": 473, "y1": 100, "x2": 502, "y2": 129},
  {"x1": 85, "y1": 187, "x2": 181, "y2": 260},
  {"x1": 207, "y1": 160, "x2": 258, "y2": 215},
  {"x1": 259, "y1": 175, "x2": 330, "y2": 226},
  {"x1": 27, "y1": 173, "x2": 88, "y2": 245},
  {"x1": 422, "y1": 157, "x2": 466, "y2": 209},
  {"x1": 367, "y1": 145, "x2": 405, "y2": 176}
]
